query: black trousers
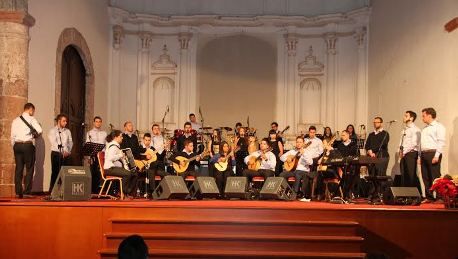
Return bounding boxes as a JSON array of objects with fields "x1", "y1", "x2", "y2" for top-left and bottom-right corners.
[
  {"x1": 368, "y1": 155, "x2": 389, "y2": 176},
  {"x1": 13, "y1": 143, "x2": 35, "y2": 195},
  {"x1": 340, "y1": 165, "x2": 359, "y2": 199},
  {"x1": 50, "y1": 151, "x2": 69, "y2": 192},
  {"x1": 400, "y1": 151, "x2": 420, "y2": 190},
  {"x1": 181, "y1": 170, "x2": 200, "y2": 178},
  {"x1": 90, "y1": 156, "x2": 101, "y2": 193},
  {"x1": 146, "y1": 161, "x2": 170, "y2": 193},
  {"x1": 209, "y1": 164, "x2": 234, "y2": 194},
  {"x1": 242, "y1": 169, "x2": 275, "y2": 181},
  {"x1": 279, "y1": 170, "x2": 306, "y2": 193},
  {"x1": 421, "y1": 152, "x2": 441, "y2": 200},
  {"x1": 105, "y1": 167, "x2": 138, "y2": 195}
]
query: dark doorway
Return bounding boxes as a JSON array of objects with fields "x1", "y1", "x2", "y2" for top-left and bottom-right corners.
[{"x1": 61, "y1": 45, "x2": 86, "y2": 166}]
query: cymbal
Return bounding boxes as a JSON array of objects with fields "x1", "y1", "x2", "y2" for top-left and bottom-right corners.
[
  {"x1": 200, "y1": 126, "x2": 213, "y2": 130},
  {"x1": 220, "y1": 127, "x2": 233, "y2": 131}
]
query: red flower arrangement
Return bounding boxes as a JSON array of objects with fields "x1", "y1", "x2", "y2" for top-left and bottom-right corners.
[{"x1": 430, "y1": 176, "x2": 458, "y2": 208}]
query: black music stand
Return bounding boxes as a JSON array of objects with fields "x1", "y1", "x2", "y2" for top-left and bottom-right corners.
[{"x1": 82, "y1": 142, "x2": 105, "y2": 157}]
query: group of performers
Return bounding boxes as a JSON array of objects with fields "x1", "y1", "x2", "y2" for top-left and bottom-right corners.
[{"x1": 11, "y1": 104, "x2": 445, "y2": 204}]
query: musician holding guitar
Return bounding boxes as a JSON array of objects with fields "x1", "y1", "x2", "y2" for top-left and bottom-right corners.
[
  {"x1": 279, "y1": 136, "x2": 314, "y2": 200},
  {"x1": 141, "y1": 132, "x2": 170, "y2": 198},
  {"x1": 209, "y1": 141, "x2": 235, "y2": 196},
  {"x1": 169, "y1": 139, "x2": 203, "y2": 178},
  {"x1": 104, "y1": 130, "x2": 138, "y2": 198},
  {"x1": 242, "y1": 138, "x2": 276, "y2": 181}
]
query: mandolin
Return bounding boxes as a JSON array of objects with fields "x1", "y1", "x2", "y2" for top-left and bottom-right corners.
[
  {"x1": 282, "y1": 141, "x2": 312, "y2": 172},
  {"x1": 172, "y1": 150, "x2": 210, "y2": 174},
  {"x1": 214, "y1": 150, "x2": 235, "y2": 172},
  {"x1": 134, "y1": 148, "x2": 157, "y2": 171},
  {"x1": 247, "y1": 148, "x2": 273, "y2": 171},
  {"x1": 278, "y1": 125, "x2": 290, "y2": 137}
]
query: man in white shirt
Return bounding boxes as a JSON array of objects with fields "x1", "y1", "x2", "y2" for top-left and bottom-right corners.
[
  {"x1": 304, "y1": 126, "x2": 324, "y2": 159},
  {"x1": 188, "y1": 113, "x2": 202, "y2": 132},
  {"x1": 86, "y1": 116, "x2": 107, "y2": 144},
  {"x1": 399, "y1": 111, "x2": 421, "y2": 190},
  {"x1": 279, "y1": 136, "x2": 314, "y2": 200},
  {"x1": 420, "y1": 107, "x2": 446, "y2": 201},
  {"x1": 10, "y1": 103, "x2": 43, "y2": 198},
  {"x1": 48, "y1": 114, "x2": 73, "y2": 192},
  {"x1": 243, "y1": 138, "x2": 276, "y2": 181},
  {"x1": 85, "y1": 116, "x2": 107, "y2": 193}
]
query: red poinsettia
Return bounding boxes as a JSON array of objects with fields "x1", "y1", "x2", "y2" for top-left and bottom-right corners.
[{"x1": 430, "y1": 177, "x2": 458, "y2": 198}]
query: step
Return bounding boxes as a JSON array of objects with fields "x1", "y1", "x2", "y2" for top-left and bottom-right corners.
[
  {"x1": 110, "y1": 218, "x2": 360, "y2": 237},
  {"x1": 104, "y1": 232, "x2": 364, "y2": 253},
  {"x1": 100, "y1": 248, "x2": 367, "y2": 258}
]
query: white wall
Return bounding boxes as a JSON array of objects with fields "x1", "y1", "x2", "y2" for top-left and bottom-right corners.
[
  {"x1": 368, "y1": 0, "x2": 458, "y2": 175},
  {"x1": 28, "y1": 0, "x2": 110, "y2": 191}
]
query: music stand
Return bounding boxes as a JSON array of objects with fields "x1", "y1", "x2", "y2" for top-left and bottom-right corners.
[{"x1": 82, "y1": 142, "x2": 105, "y2": 157}]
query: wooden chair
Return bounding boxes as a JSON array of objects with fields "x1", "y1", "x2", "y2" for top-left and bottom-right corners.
[{"x1": 97, "y1": 151, "x2": 124, "y2": 200}]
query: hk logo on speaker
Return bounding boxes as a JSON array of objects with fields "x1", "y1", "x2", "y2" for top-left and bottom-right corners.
[
  {"x1": 266, "y1": 181, "x2": 276, "y2": 190},
  {"x1": 72, "y1": 182, "x2": 85, "y2": 196},
  {"x1": 231, "y1": 180, "x2": 241, "y2": 188}
]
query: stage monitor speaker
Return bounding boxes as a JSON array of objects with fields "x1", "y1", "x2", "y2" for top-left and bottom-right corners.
[
  {"x1": 384, "y1": 187, "x2": 421, "y2": 205},
  {"x1": 224, "y1": 177, "x2": 248, "y2": 199},
  {"x1": 189, "y1": 177, "x2": 220, "y2": 199},
  {"x1": 50, "y1": 166, "x2": 92, "y2": 201},
  {"x1": 153, "y1": 175, "x2": 189, "y2": 200},
  {"x1": 260, "y1": 177, "x2": 296, "y2": 201}
]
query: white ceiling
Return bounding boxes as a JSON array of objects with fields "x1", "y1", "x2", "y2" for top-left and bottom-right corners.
[{"x1": 110, "y1": 0, "x2": 370, "y2": 16}]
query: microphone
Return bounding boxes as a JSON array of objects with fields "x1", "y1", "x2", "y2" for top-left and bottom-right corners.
[
  {"x1": 81, "y1": 122, "x2": 86, "y2": 127},
  {"x1": 389, "y1": 120, "x2": 397, "y2": 123},
  {"x1": 166, "y1": 105, "x2": 169, "y2": 113}
]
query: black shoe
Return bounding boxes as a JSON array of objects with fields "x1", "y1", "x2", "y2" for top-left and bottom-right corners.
[{"x1": 16, "y1": 194, "x2": 23, "y2": 199}]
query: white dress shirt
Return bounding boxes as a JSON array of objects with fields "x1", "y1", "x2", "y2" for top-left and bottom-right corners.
[
  {"x1": 189, "y1": 121, "x2": 202, "y2": 132},
  {"x1": 399, "y1": 123, "x2": 421, "y2": 155},
  {"x1": 151, "y1": 134, "x2": 165, "y2": 154},
  {"x1": 304, "y1": 137, "x2": 324, "y2": 158},
  {"x1": 104, "y1": 141, "x2": 123, "y2": 169},
  {"x1": 244, "y1": 150, "x2": 276, "y2": 170},
  {"x1": 280, "y1": 149, "x2": 313, "y2": 172},
  {"x1": 421, "y1": 120, "x2": 446, "y2": 158},
  {"x1": 86, "y1": 128, "x2": 107, "y2": 144},
  {"x1": 10, "y1": 112, "x2": 43, "y2": 145},
  {"x1": 48, "y1": 126, "x2": 73, "y2": 153}
]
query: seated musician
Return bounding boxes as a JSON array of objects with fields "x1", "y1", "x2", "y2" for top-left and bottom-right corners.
[
  {"x1": 304, "y1": 126, "x2": 324, "y2": 170},
  {"x1": 176, "y1": 122, "x2": 198, "y2": 153},
  {"x1": 209, "y1": 141, "x2": 235, "y2": 195},
  {"x1": 120, "y1": 121, "x2": 151, "y2": 161},
  {"x1": 330, "y1": 130, "x2": 358, "y2": 200},
  {"x1": 279, "y1": 137, "x2": 313, "y2": 200},
  {"x1": 141, "y1": 132, "x2": 170, "y2": 198},
  {"x1": 104, "y1": 130, "x2": 138, "y2": 198},
  {"x1": 242, "y1": 138, "x2": 276, "y2": 181},
  {"x1": 170, "y1": 139, "x2": 201, "y2": 178}
]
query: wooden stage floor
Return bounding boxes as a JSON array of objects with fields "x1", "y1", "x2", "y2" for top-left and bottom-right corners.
[{"x1": 0, "y1": 197, "x2": 457, "y2": 258}]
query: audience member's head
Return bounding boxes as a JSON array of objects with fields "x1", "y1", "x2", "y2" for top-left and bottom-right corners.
[{"x1": 118, "y1": 235, "x2": 148, "y2": 259}]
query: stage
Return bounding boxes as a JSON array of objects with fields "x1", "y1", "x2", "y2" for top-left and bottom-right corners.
[{"x1": 0, "y1": 197, "x2": 457, "y2": 259}]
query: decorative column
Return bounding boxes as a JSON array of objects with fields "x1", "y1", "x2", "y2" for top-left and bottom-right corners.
[
  {"x1": 284, "y1": 33, "x2": 298, "y2": 134},
  {"x1": 178, "y1": 32, "x2": 192, "y2": 127},
  {"x1": 354, "y1": 27, "x2": 368, "y2": 127},
  {"x1": 324, "y1": 33, "x2": 338, "y2": 129},
  {"x1": 108, "y1": 24, "x2": 124, "y2": 128},
  {"x1": 137, "y1": 32, "x2": 152, "y2": 132},
  {"x1": 0, "y1": 0, "x2": 34, "y2": 197}
]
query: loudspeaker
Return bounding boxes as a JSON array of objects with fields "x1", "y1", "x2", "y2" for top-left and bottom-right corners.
[
  {"x1": 260, "y1": 177, "x2": 296, "y2": 201},
  {"x1": 224, "y1": 177, "x2": 248, "y2": 199},
  {"x1": 153, "y1": 175, "x2": 189, "y2": 200},
  {"x1": 384, "y1": 187, "x2": 421, "y2": 205},
  {"x1": 50, "y1": 166, "x2": 92, "y2": 201},
  {"x1": 189, "y1": 177, "x2": 220, "y2": 199}
]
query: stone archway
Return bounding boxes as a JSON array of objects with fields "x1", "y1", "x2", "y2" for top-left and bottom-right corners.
[{"x1": 55, "y1": 28, "x2": 94, "y2": 126}]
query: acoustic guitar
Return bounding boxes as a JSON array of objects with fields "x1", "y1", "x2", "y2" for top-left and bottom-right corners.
[
  {"x1": 214, "y1": 150, "x2": 236, "y2": 172},
  {"x1": 278, "y1": 125, "x2": 290, "y2": 137},
  {"x1": 134, "y1": 148, "x2": 158, "y2": 171},
  {"x1": 172, "y1": 150, "x2": 210, "y2": 174},
  {"x1": 247, "y1": 148, "x2": 273, "y2": 171},
  {"x1": 282, "y1": 141, "x2": 312, "y2": 172}
]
